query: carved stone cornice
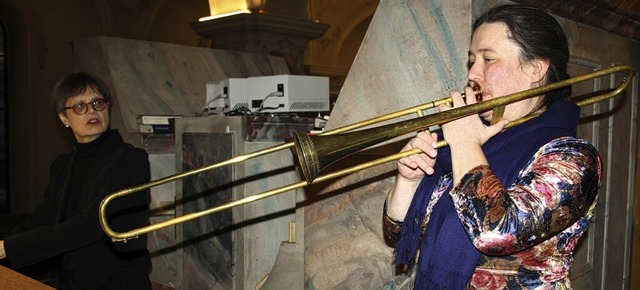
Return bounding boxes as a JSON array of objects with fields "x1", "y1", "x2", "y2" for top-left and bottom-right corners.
[
  {"x1": 512, "y1": 0, "x2": 640, "y2": 41},
  {"x1": 191, "y1": 12, "x2": 329, "y2": 74}
]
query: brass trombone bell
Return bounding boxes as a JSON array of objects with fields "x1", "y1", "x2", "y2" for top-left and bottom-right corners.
[{"x1": 99, "y1": 64, "x2": 634, "y2": 242}]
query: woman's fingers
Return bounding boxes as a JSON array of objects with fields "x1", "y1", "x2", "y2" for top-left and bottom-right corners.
[{"x1": 397, "y1": 131, "x2": 439, "y2": 177}]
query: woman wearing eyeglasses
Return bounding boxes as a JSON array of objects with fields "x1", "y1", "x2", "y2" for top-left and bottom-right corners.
[{"x1": 0, "y1": 72, "x2": 152, "y2": 289}]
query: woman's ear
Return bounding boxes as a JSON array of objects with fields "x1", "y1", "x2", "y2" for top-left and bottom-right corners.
[
  {"x1": 530, "y1": 59, "x2": 550, "y2": 84},
  {"x1": 58, "y1": 113, "x2": 70, "y2": 128}
]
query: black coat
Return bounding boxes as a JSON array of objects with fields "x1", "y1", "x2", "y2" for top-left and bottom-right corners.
[{"x1": 4, "y1": 130, "x2": 151, "y2": 289}]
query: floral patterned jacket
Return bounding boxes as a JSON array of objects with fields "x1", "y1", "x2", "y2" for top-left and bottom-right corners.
[{"x1": 384, "y1": 137, "x2": 602, "y2": 289}]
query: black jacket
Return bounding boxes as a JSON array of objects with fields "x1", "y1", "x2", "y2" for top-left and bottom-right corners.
[{"x1": 4, "y1": 130, "x2": 151, "y2": 289}]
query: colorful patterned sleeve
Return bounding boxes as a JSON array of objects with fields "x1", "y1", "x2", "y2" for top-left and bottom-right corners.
[
  {"x1": 382, "y1": 200, "x2": 403, "y2": 243},
  {"x1": 449, "y1": 137, "x2": 602, "y2": 256}
]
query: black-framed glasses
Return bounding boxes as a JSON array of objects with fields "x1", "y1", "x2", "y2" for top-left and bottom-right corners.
[{"x1": 63, "y1": 99, "x2": 109, "y2": 115}]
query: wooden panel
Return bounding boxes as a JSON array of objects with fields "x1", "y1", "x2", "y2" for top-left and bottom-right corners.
[
  {"x1": 566, "y1": 57, "x2": 638, "y2": 290},
  {"x1": 568, "y1": 59, "x2": 605, "y2": 289},
  {"x1": 0, "y1": 265, "x2": 54, "y2": 290},
  {"x1": 601, "y1": 73, "x2": 636, "y2": 289}
]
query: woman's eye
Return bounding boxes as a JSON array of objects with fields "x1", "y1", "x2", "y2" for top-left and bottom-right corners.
[{"x1": 467, "y1": 61, "x2": 475, "y2": 69}]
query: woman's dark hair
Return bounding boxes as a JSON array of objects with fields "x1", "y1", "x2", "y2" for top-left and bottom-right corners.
[
  {"x1": 51, "y1": 72, "x2": 112, "y2": 115},
  {"x1": 472, "y1": 4, "x2": 571, "y2": 106}
]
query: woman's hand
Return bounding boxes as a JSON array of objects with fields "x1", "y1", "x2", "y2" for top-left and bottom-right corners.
[
  {"x1": 386, "y1": 131, "x2": 440, "y2": 221},
  {"x1": 396, "y1": 131, "x2": 440, "y2": 181},
  {"x1": 440, "y1": 87, "x2": 506, "y2": 148},
  {"x1": 0, "y1": 240, "x2": 6, "y2": 259},
  {"x1": 439, "y1": 86, "x2": 507, "y2": 183}
]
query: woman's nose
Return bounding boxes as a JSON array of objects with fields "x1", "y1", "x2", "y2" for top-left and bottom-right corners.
[{"x1": 467, "y1": 62, "x2": 483, "y2": 83}]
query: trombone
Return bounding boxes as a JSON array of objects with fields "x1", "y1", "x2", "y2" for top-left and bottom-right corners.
[{"x1": 99, "y1": 64, "x2": 634, "y2": 242}]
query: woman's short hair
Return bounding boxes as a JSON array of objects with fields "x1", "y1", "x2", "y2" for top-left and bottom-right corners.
[
  {"x1": 51, "y1": 72, "x2": 112, "y2": 115},
  {"x1": 472, "y1": 4, "x2": 571, "y2": 105}
]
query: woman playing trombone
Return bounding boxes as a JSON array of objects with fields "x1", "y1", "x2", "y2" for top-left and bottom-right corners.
[{"x1": 384, "y1": 4, "x2": 601, "y2": 289}]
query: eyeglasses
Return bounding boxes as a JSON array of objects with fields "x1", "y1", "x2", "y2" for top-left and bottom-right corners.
[{"x1": 63, "y1": 99, "x2": 109, "y2": 115}]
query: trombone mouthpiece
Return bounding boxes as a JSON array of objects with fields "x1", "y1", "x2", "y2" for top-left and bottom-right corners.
[{"x1": 463, "y1": 84, "x2": 483, "y2": 101}]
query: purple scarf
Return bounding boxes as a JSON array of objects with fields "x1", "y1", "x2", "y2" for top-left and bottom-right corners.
[{"x1": 394, "y1": 99, "x2": 580, "y2": 289}]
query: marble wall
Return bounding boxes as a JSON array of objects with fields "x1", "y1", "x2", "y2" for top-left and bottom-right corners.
[
  {"x1": 181, "y1": 132, "x2": 234, "y2": 289},
  {"x1": 73, "y1": 36, "x2": 291, "y2": 147},
  {"x1": 173, "y1": 116, "x2": 312, "y2": 290}
]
